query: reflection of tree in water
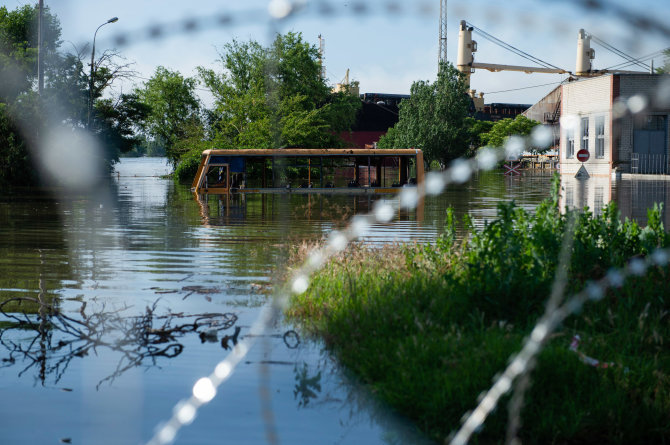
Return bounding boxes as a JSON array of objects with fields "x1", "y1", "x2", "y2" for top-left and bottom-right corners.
[
  {"x1": 295, "y1": 353, "x2": 434, "y2": 445},
  {"x1": 0, "y1": 297, "x2": 238, "y2": 388},
  {"x1": 293, "y1": 362, "x2": 322, "y2": 408}
]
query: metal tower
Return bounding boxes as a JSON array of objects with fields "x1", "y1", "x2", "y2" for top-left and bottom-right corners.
[
  {"x1": 438, "y1": 0, "x2": 448, "y2": 68},
  {"x1": 318, "y1": 34, "x2": 326, "y2": 79}
]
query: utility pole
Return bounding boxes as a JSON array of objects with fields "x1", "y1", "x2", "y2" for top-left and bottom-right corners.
[
  {"x1": 37, "y1": 0, "x2": 44, "y2": 94},
  {"x1": 438, "y1": 0, "x2": 448, "y2": 69}
]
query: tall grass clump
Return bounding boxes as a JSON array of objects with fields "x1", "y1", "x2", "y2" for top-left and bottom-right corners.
[{"x1": 286, "y1": 178, "x2": 670, "y2": 444}]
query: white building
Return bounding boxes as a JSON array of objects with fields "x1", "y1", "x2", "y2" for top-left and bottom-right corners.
[
  {"x1": 559, "y1": 73, "x2": 670, "y2": 177},
  {"x1": 527, "y1": 74, "x2": 670, "y2": 177}
]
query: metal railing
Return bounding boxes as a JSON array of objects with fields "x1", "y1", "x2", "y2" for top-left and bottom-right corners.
[{"x1": 630, "y1": 153, "x2": 669, "y2": 174}]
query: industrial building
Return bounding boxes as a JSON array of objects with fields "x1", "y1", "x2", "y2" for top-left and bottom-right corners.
[
  {"x1": 476, "y1": 102, "x2": 531, "y2": 122},
  {"x1": 456, "y1": 19, "x2": 670, "y2": 178},
  {"x1": 554, "y1": 73, "x2": 670, "y2": 177}
]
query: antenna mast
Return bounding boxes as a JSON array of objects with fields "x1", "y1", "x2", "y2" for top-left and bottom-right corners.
[{"x1": 438, "y1": 0, "x2": 448, "y2": 68}]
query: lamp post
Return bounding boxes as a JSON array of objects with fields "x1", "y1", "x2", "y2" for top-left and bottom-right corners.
[{"x1": 88, "y1": 17, "x2": 118, "y2": 129}]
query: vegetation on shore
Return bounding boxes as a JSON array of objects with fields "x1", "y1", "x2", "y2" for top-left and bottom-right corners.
[
  {"x1": 0, "y1": 3, "x2": 360, "y2": 188},
  {"x1": 286, "y1": 179, "x2": 670, "y2": 444}
]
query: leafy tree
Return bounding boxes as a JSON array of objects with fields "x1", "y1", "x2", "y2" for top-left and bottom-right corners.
[
  {"x1": 479, "y1": 114, "x2": 540, "y2": 149},
  {"x1": 0, "y1": 4, "x2": 145, "y2": 187},
  {"x1": 655, "y1": 49, "x2": 670, "y2": 74},
  {"x1": 95, "y1": 93, "x2": 150, "y2": 155},
  {"x1": 42, "y1": 52, "x2": 88, "y2": 124},
  {"x1": 0, "y1": 103, "x2": 31, "y2": 186},
  {"x1": 136, "y1": 66, "x2": 202, "y2": 166},
  {"x1": 464, "y1": 117, "x2": 494, "y2": 154},
  {"x1": 377, "y1": 62, "x2": 471, "y2": 166},
  {"x1": 0, "y1": 4, "x2": 61, "y2": 102},
  {"x1": 89, "y1": 49, "x2": 137, "y2": 123},
  {"x1": 0, "y1": 4, "x2": 60, "y2": 187},
  {"x1": 198, "y1": 32, "x2": 360, "y2": 151}
]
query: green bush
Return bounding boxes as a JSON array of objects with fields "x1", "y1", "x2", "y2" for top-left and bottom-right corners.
[
  {"x1": 287, "y1": 176, "x2": 670, "y2": 444},
  {"x1": 0, "y1": 104, "x2": 35, "y2": 188},
  {"x1": 174, "y1": 147, "x2": 205, "y2": 184}
]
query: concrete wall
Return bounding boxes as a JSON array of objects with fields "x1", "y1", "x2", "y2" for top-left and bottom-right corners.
[
  {"x1": 523, "y1": 85, "x2": 561, "y2": 148},
  {"x1": 524, "y1": 85, "x2": 561, "y2": 123}
]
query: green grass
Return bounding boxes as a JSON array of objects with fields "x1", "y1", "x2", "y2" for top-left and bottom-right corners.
[{"x1": 286, "y1": 178, "x2": 670, "y2": 444}]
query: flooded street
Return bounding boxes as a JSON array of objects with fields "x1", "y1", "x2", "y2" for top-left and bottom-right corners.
[{"x1": 0, "y1": 157, "x2": 665, "y2": 444}]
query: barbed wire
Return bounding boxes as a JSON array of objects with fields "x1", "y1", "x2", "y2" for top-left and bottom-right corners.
[
  {"x1": 144, "y1": 72, "x2": 670, "y2": 442},
  {"x1": 449, "y1": 247, "x2": 669, "y2": 445},
  {"x1": 85, "y1": 0, "x2": 670, "y2": 57},
  {"x1": 3, "y1": 1, "x2": 670, "y2": 444}
]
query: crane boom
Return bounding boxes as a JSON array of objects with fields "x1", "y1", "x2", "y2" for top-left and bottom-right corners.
[{"x1": 471, "y1": 62, "x2": 569, "y2": 74}]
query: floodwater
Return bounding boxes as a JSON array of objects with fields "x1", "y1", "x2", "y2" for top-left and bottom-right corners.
[{"x1": 0, "y1": 158, "x2": 664, "y2": 445}]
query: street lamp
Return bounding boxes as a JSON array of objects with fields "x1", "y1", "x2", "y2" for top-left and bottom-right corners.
[{"x1": 88, "y1": 17, "x2": 118, "y2": 129}]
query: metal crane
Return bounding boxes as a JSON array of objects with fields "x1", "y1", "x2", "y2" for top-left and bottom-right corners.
[{"x1": 438, "y1": 0, "x2": 448, "y2": 68}]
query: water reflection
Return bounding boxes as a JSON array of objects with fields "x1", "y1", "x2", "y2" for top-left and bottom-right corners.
[
  {"x1": 193, "y1": 192, "x2": 424, "y2": 230},
  {"x1": 561, "y1": 174, "x2": 670, "y2": 226},
  {"x1": 294, "y1": 351, "x2": 436, "y2": 445},
  {"x1": 560, "y1": 175, "x2": 613, "y2": 217},
  {"x1": 0, "y1": 296, "x2": 239, "y2": 388},
  {"x1": 293, "y1": 362, "x2": 322, "y2": 408},
  {"x1": 3, "y1": 159, "x2": 670, "y2": 444},
  {"x1": 614, "y1": 178, "x2": 670, "y2": 227}
]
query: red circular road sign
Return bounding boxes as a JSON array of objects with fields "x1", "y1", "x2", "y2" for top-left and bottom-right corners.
[{"x1": 577, "y1": 149, "x2": 590, "y2": 162}]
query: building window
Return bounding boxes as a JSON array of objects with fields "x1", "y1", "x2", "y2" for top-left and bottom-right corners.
[
  {"x1": 566, "y1": 129, "x2": 575, "y2": 158},
  {"x1": 637, "y1": 115, "x2": 667, "y2": 131},
  {"x1": 565, "y1": 129, "x2": 575, "y2": 159},
  {"x1": 596, "y1": 116, "x2": 605, "y2": 159},
  {"x1": 581, "y1": 117, "x2": 589, "y2": 151}
]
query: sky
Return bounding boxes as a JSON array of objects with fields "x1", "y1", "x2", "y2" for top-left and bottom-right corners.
[{"x1": 3, "y1": 0, "x2": 670, "y2": 106}]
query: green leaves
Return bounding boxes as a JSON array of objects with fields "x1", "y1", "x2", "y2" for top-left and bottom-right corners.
[
  {"x1": 655, "y1": 49, "x2": 670, "y2": 74},
  {"x1": 136, "y1": 66, "x2": 202, "y2": 166},
  {"x1": 199, "y1": 31, "x2": 359, "y2": 151},
  {"x1": 378, "y1": 62, "x2": 470, "y2": 165},
  {"x1": 479, "y1": 114, "x2": 541, "y2": 150},
  {"x1": 0, "y1": 5, "x2": 61, "y2": 101}
]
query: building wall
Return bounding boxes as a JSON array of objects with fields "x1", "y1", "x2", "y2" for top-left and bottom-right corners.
[
  {"x1": 339, "y1": 131, "x2": 386, "y2": 148},
  {"x1": 523, "y1": 85, "x2": 561, "y2": 148},
  {"x1": 524, "y1": 86, "x2": 561, "y2": 124},
  {"x1": 616, "y1": 75, "x2": 670, "y2": 173},
  {"x1": 559, "y1": 74, "x2": 670, "y2": 176},
  {"x1": 561, "y1": 75, "x2": 613, "y2": 177}
]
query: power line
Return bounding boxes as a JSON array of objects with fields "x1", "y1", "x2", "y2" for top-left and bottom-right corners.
[
  {"x1": 466, "y1": 22, "x2": 565, "y2": 71},
  {"x1": 483, "y1": 80, "x2": 566, "y2": 95},
  {"x1": 588, "y1": 32, "x2": 650, "y2": 71},
  {"x1": 604, "y1": 48, "x2": 669, "y2": 71}
]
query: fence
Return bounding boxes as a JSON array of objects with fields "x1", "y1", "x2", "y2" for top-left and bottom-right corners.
[{"x1": 631, "y1": 152, "x2": 669, "y2": 175}]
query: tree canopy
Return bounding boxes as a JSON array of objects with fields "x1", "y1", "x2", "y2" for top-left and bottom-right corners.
[
  {"x1": 136, "y1": 66, "x2": 202, "y2": 166},
  {"x1": 479, "y1": 114, "x2": 540, "y2": 149},
  {"x1": 377, "y1": 62, "x2": 471, "y2": 166},
  {"x1": 198, "y1": 31, "x2": 360, "y2": 150},
  {"x1": 464, "y1": 117, "x2": 495, "y2": 154},
  {"x1": 656, "y1": 49, "x2": 670, "y2": 74},
  {"x1": 0, "y1": 5, "x2": 145, "y2": 187},
  {"x1": 0, "y1": 5, "x2": 61, "y2": 102}
]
